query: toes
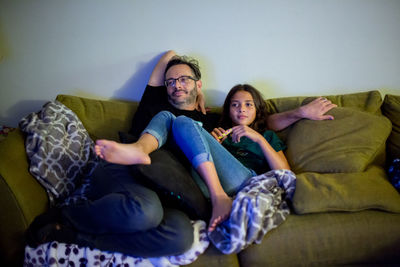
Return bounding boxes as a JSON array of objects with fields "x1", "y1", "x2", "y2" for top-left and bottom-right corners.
[{"x1": 208, "y1": 215, "x2": 223, "y2": 232}]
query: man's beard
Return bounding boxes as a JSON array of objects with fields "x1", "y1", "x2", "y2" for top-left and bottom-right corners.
[{"x1": 168, "y1": 86, "x2": 198, "y2": 110}]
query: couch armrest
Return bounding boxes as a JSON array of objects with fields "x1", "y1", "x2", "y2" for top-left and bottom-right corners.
[{"x1": 0, "y1": 129, "x2": 48, "y2": 265}]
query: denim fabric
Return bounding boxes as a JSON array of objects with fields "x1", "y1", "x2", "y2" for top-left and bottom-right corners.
[
  {"x1": 62, "y1": 161, "x2": 193, "y2": 257},
  {"x1": 142, "y1": 111, "x2": 255, "y2": 198}
]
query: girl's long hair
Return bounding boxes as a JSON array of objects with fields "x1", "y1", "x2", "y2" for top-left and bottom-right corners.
[{"x1": 220, "y1": 84, "x2": 269, "y2": 133}]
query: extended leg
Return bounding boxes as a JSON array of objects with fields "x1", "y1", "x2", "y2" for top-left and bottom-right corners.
[
  {"x1": 172, "y1": 116, "x2": 254, "y2": 231},
  {"x1": 195, "y1": 161, "x2": 233, "y2": 232},
  {"x1": 94, "y1": 111, "x2": 177, "y2": 165}
]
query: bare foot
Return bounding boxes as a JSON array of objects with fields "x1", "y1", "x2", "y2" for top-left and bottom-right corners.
[
  {"x1": 95, "y1": 139, "x2": 151, "y2": 165},
  {"x1": 208, "y1": 195, "x2": 232, "y2": 232}
]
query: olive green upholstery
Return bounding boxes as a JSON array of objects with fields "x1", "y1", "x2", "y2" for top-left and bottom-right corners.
[
  {"x1": 0, "y1": 90, "x2": 399, "y2": 266},
  {"x1": 382, "y1": 94, "x2": 400, "y2": 162}
]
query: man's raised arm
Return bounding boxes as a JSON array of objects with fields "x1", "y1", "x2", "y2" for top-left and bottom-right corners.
[
  {"x1": 267, "y1": 97, "x2": 337, "y2": 131},
  {"x1": 148, "y1": 50, "x2": 177, "y2": 86}
]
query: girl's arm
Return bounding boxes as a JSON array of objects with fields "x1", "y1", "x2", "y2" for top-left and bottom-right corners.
[
  {"x1": 231, "y1": 126, "x2": 290, "y2": 170},
  {"x1": 256, "y1": 138, "x2": 290, "y2": 170}
]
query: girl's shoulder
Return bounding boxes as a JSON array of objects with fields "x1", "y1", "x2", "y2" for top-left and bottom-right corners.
[{"x1": 262, "y1": 130, "x2": 287, "y2": 150}]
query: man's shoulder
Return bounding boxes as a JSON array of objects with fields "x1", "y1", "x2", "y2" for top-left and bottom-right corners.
[
  {"x1": 205, "y1": 111, "x2": 220, "y2": 119},
  {"x1": 144, "y1": 84, "x2": 166, "y2": 96},
  {"x1": 140, "y1": 84, "x2": 168, "y2": 105}
]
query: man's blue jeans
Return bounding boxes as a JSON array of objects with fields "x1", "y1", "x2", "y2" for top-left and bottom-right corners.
[
  {"x1": 143, "y1": 111, "x2": 256, "y2": 198},
  {"x1": 61, "y1": 161, "x2": 193, "y2": 257}
]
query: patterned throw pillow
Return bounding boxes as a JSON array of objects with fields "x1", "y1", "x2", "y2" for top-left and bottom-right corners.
[{"x1": 19, "y1": 101, "x2": 98, "y2": 204}]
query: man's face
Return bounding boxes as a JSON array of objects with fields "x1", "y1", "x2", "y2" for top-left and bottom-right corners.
[{"x1": 165, "y1": 64, "x2": 199, "y2": 110}]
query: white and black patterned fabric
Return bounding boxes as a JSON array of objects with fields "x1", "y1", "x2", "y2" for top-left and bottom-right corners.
[
  {"x1": 19, "y1": 100, "x2": 98, "y2": 205},
  {"x1": 208, "y1": 169, "x2": 296, "y2": 254},
  {"x1": 24, "y1": 220, "x2": 209, "y2": 267}
]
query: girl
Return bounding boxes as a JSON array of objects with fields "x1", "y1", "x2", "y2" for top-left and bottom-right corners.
[
  {"x1": 95, "y1": 84, "x2": 290, "y2": 232},
  {"x1": 212, "y1": 84, "x2": 289, "y2": 174},
  {"x1": 206, "y1": 84, "x2": 290, "y2": 230}
]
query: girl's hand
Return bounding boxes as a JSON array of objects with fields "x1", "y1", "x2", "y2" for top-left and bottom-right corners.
[
  {"x1": 231, "y1": 125, "x2": 263, "y2": 143},
  {"x1": 211, "y1": 127, "x2": 230, "y2": 143}
]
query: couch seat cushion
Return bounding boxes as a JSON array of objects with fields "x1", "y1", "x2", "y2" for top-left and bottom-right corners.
[
  {"x1": 292, "y1": 165, "x2": 400, "y2": 214},
  {"x1": 238, "y1": 211, "x2": 400, "y2": 266}
]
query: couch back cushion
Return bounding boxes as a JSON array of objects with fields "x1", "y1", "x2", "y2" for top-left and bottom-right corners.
[
  {"x1": 265, "y1": 90, "x2": 383, "y2": 142},
  {"x1": 57, "y1": 90, "x2": 382, "y2": 141},
  {"x1": 382, "y1": 94, "x2": 400, "y2": 161},
  {"x1": 285, "y1": 107, "x2": 391, "y2": 173},
  {"x1": 56, "y1": 94, "x2": 138, "y2": 141},
  {"x1": 265, "y1": 90, "x2": 383, "y2": 115}
]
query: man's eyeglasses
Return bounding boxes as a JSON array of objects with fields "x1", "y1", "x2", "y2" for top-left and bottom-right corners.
[{"x1": 164, "y1": 76, "x2": 198, "y2": 88}]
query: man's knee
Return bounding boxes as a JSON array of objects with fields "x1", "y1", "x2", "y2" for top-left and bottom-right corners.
[
  {"x1": 164, "y1": 209, "x2": 194, "y2": 253},
  {"x1": 173, "y1": 115, "x2": 191, "y2": 126},
  {"x1": 157, "y1": 110, "x2": 175, "y2": 120},
  {"x1": 172, "y1": 116, "x2": 193, "y2": 137},
  {"x1": 125, "y1": 190, "x2": 163, "y2": 230}
]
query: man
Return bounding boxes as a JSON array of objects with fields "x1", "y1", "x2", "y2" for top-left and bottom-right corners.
[{"x1": 27, "y1": 50, "x2": 336, "y2": 256}]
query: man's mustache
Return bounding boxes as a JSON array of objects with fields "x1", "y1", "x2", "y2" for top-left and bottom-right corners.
[{"x1": 172, "y1": 89, "x2": 187, "y2": 96}]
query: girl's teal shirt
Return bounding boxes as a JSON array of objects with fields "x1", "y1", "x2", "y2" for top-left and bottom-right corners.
[{"x1": 222, "y1": 130, "x2": 286, "y2": 174}]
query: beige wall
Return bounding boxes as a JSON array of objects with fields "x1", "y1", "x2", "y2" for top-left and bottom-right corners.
[{"x1": 1, "y1": 0, "x2": 400, "y2": 126}]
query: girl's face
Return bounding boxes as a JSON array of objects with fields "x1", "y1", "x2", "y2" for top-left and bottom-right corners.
[{"x1": 229, "y1": 90, "x2": 256, "y2": 126}]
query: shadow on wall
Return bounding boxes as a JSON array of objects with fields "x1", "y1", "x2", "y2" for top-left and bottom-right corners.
[
  {"x1": 203, "y1": 89, "x2": 226, "y2": 108},
  {"x1": 112, "y1": 52, "x2": 164, "y2": 102},
  {"x1": 1, "y1": 100, "x2": 48, "y2": 127}
]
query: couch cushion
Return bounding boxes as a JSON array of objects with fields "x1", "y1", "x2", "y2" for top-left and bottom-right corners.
[
  {"x1": 292, "y1": 166, "x2": 400, "y2": 214},
  {"x1": 285, "y1": 107, "x2": 391, "y2": 173},
  {"x1": 119, "y1": 132, "x2": 211, "y2": 221},
  {"x1": 265, "y1": 90, "x2": 383, "y2": 114},
  {"x1": 265, "y1": 90, "x2": 383, "y2": 142},
  {"x1": 131, "y1": 148, "x2": 211, "y2": 221},
  {"x1": 56, "y1": 94, "x2": 138, "y2": 141},
  {"x1": 382, "y1": 94, "x2": 400, "y2": 161},
  {"x1": 238, "y1": 210, "x2": 400, "y2": 266}
]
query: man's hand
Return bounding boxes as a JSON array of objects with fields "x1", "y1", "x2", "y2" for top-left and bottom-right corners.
[
  {"x1": 299, "y1": 97, "x2": 337, "y2": 121},
  {"x1": 196, "y1": 89, "x2": 208, "y2": 115}
]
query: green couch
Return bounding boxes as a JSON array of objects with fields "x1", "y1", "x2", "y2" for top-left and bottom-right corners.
[{"x1": 1, "y1": 90, "x2": 400, "y2": 266}]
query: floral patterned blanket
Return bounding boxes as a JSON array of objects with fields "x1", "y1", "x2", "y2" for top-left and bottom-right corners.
[{"x1": 25, "y1": 220, "x2": 209, "y2": 267}]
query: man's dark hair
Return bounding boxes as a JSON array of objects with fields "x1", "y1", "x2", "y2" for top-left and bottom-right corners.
[
  {"x1": 164, "y1": 55, "x2": 201, "y2": 80},
  {"x1": 220, "y1": 84, "x2": 269, "y2": 133}
]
